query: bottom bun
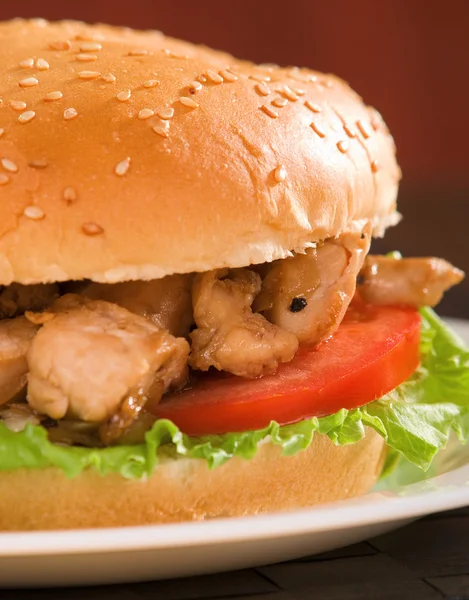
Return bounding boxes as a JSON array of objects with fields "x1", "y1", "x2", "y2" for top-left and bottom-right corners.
[{"x1": 0, "y1": 428, "x2": 385, "y2": 530}]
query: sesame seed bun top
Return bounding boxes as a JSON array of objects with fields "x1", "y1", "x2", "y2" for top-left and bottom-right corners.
[{"x1": 0, "y1": 19, "x2": 401, "y2": 284}]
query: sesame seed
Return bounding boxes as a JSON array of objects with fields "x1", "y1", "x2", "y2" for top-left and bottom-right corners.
[
  {"x1": 36, "y1": 58, "x2": 49, "y2": 70},
  {"x1": 116, "y1": 89, "x2": 131, "y2": 102},
  {"x1": 49, "y1": 40, "x2": 71, "y2": 51},
  {"x1": 292, "y1": 87, "x2": 306, "y2": 96},
  {"x1": 76, "y1": 53, "x2": 98, "y2": 62},
  {"x1": 219, "y1": 69, "x2": 238, "y2": 82},
  {"x1": 19, "y1": 77, "x2": 39, "y2": 88},
  {"x1": 19, "y1": 58, "x2": 34, "y2": 69},
  {"x1": 101, "y1": 73, "x2": 116, "y2": 83},
  {"x1": 274, "y1": 165, "x2": 287, "y2": 182},
  {"x1": 138, "y1": 108, "x2": 155, "y2": 120},
  {"x1": 169, "y1": 52, "x2": 189, "y2": 59},
  {"x1": 260, "y1": 105, "x2": 279, "y2": 119},
  {"x1": 179, "y1": 96, "x2": 199, "y2": 108},
  {"x1": 161, "y1": 49, "x2": 187, "y2": 59},
  {"x1": 272, "y1": 97, "x2": 288, "y2": 108},
  {"x1": 64, "y1": 108, "x2": 78, "y2": 120},
  {"x1": 77, "y1": 71, "x2": 101, "y2": 80},
  {"x1": 206, "y1": 69, "x2": 223, "y2": 84},
  {"x1": 287, "y1": 69, "x2": 301, "y2": 80},
  {"x1": 31, "y1": 18, "x2": 48, "y2": 27},
  {"x1": 115, "y1": 157, "x2": 130, "y2": 176},
  {"x1": 255, "y1": 82, "x2": 271, "y2": 96},
  {"x1": 305, "y1": 100, "x2": 322, "y2": 113},
  {"x1": 249, "y1": 74, "x2": 271, "y2": 82},
  {"x1": 356, "y1": 119, "x2": 372, "y2": 139},
  {"x1": 82, "y1": 222, "x2": 103, "y2": 235},
  {"x1": 337, "y1": 140, "x2": 349, "y2": 153},
  {"x1": 343, "y1": 124, "x2": 356, "y2": 138},
  {"x1": 310, "y1": 122, "x2": 326, "y2": 138},
  {"x1": 23, "y1": 206, "x2": 44, "y2": 220},
  {"x1": 0, "y1": 174, "x2": 9, "y2": 185},
  {"x1": 80, "y1": 42, "x2": 102, "y2": 52},
  {"x1": 143, "y1": 79, "x2": 159, "y2": 88},
  {"x1": 28, "y1": 159, "x2": 48, "y2": 169},
  {"x1": 153, "y1": 125, "x2": 169, "y2": 138},
  {"x1": 63, "y1": 187, "x2": 76, "y2": 203},
  {"x1": 0, "y1": 129, "x2": 4, "y2": 138},
  {"x1": 97, "y1": 73, "x2": 117, "y2": 83},
  {"x1": 31, "y1": 18, "x2": 47, "y2": 26},
  {"x1": 1, "y1": 158, "x2": 18, "y2": 173},
  {"x1": 128, "y1": 49, "x2": 148, "y2": 56},
  {"x1": 369, "y1": 110, "x2": 382, "y2": 132},
  {"x1": 197, "y1": 75, "x2": 207, "y2": 83},
  {"x1": 278, "y1": 85, "x2": 298, "y2": 101},
  {"x1": 158, "y1": 107, "x2": 174, "y2": 119},
  {"x1": 371, "y1": 160, "x2": 380, "y2": 173},
  {"x1": 75, "y1": 33, "x2": 100, "y2": 41},
  {"x1": 45, "y1": 91, "x2": 63, "y2": 101},
  {"x1": 188, "y1": 81, "x2": 203, "y2": 93},
  {"x1": 9, "y1": 101, "x2": 27, "y2": 111},
  {"x1": 18, "y1": 111, "x2": 36, "y2": 124}
]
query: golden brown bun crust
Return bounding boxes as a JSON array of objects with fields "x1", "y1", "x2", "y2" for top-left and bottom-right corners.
[
  {"x1": 0, "y1": 19, "x2": 400, "y2": 285},
  {"x1": 0, "y1": 428, "x2": 384, "y2": 530}
]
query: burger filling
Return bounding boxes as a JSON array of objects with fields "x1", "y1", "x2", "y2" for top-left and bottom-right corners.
[{"x1": 0, "y1": 230, "x2": 463, "y2": 449}]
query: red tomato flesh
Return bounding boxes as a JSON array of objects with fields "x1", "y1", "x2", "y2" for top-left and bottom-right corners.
[{"x1": 150, "y1": 303, "x2": 421, "y2": 436}]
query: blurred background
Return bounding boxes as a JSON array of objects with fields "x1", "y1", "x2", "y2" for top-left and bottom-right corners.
[{"x1": 1, "y1": 0, "x2": 468, "y2": 316}]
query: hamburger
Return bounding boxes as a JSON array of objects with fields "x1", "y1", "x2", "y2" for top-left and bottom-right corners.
[{"x1": 0, "y1": 18, "x2": 467, "y2": 531}]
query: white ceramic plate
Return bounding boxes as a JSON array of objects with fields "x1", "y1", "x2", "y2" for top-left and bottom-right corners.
[{"x1": 0, "y1": 318, "x2": 468, "y2": 588}]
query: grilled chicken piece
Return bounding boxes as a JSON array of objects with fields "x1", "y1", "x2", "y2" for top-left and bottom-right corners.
[
  {"x1": 0, "y1": 283, "x2": 59, "y2": 319},
  {"x1": 0, "y1": 402, "x2": 41, "y2": 431},
  {"x1": 358, "y1": 256, "x2": 464, "y2": 307},
  {"x1": 26, "y1": 295, "x2": 190, "y2": 430},
  {"x1": 254, "y1": 230, "x2": 371, "y2": 344},
  {"x1": 190, "y1": 269, "x2": 298, "y2": 378},
  {"x1": 81, "y1": 275, "x2": 193, "y2": 338},
  {"x1": 0, "y1": 317, "x2": 38, "y2": 406}
]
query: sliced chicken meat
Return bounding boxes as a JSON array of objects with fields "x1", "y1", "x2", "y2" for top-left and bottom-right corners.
[
  {"x1": 0, "y1": 402, "x2": 41, "y2": 431},
  {"x1": 81, "y1": 275, "x2": 193, "y2": 338},
  {"x1": 0, "y1": 317, "x2": 38, "y2": 406},
  {"x1": 190, "y1": 269, "x2": 298, "y2": 378},
  {"x1": 26, "y1": 295, "x2": 190, "y2": 441},
  {"x1": 0, "y1": 283, "x2": 59, "y2": 319},
  {"x1": 358, "y1": 256, "x2": 464, "y2": 307},
  {"x1": 254, "y1": 229, "x2": 371, "y2": 344}
]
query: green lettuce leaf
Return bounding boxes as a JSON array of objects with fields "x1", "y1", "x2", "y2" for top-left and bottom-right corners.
[{"x1": 0, "y1": 308, "x2": 468, "y2": 478}]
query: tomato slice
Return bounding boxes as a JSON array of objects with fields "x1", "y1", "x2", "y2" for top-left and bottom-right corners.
[{"x1": 149, "y1": 303, "x2": 421, "y2": 436}]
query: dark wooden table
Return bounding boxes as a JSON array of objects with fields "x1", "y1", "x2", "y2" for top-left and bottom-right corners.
[{"x1": 3, "y1": 507, "x2": 469, "y2": 599}]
